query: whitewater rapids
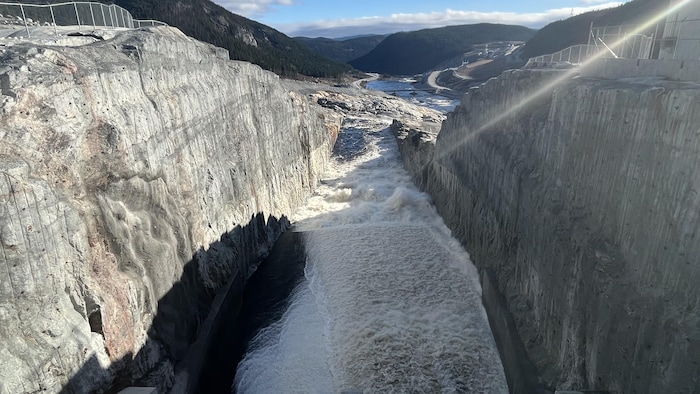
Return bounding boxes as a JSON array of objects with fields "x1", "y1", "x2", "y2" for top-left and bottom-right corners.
[{"x1": 234, "y1": 114, "x2": 507, "y2": 393}]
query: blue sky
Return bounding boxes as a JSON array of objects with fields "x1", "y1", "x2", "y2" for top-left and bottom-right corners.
[{"x1": 211, "y1": 0, "x2": 626, "y2": 38}]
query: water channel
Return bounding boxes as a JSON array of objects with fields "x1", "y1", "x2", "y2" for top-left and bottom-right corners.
[{"x1": 232, "y1": 82, "x2": 506, "y2": 393}]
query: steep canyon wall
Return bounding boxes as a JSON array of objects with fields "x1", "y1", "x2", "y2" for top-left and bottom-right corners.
[
  {"x1": 395, "y1": 68, "x2": 700, "y2": 392},
  {"x1": 0, "y1": 27, "x2": 338, "y2": 392}
]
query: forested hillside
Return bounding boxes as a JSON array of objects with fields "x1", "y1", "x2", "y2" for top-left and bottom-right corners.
[
  {"x1": 522, "y1": 0, "x2": 669, "y2": 59},
  {"x1": 349, "y1": 23, "x2": 536, "y2": 75},
  {"x1": 295, "y1": 35, "x2": 386, "y2": 63},
  {"x1": 114, "y1": 0, "x2": 354, "y2": 77}
]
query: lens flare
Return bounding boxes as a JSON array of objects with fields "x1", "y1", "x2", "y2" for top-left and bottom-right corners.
[{"x1": 434, "y1": 0, "x2": 693, "y2": 162}]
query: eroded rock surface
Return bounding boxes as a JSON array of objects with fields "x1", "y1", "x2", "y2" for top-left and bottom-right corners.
[
  {"x1": 394, "y1": 68, "x2": 700, "y2": 393},
  {"x1": 0, "y1": 27, "x2": 339, "y2": 393}
]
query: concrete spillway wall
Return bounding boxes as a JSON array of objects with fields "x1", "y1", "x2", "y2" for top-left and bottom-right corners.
[
  {"x1": 0, "y1": 27, "x2": 338, "y2": 392},
  {"x1": 394, "y1": 66, "x2": 700, "y2": 393}
]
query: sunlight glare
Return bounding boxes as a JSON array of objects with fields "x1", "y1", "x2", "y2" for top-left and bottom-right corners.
[{"x1": 434, "y1": 0, "x2": 692, "y2": 162}]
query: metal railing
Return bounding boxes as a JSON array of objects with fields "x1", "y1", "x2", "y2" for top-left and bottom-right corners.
[
  {"x1": 134, "y1": 19, "x2": 165, "y2": 28},
  {"x1": 0, "y1": 1, "x2": 167, "y2": 38},
  {"x1": 588, "y1": 23, "x2": 655, "y2": 60},
  {"x1": 525, "y1": 44, "x2": 598, "y2": 67},
  {"x1": 524, "y1": 21, "x2": 693, "y2": 68}
]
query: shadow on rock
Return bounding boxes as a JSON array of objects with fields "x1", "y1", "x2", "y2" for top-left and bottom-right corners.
[{"x1": 59, "y1": 212, "x2": 290, "y2": 394}]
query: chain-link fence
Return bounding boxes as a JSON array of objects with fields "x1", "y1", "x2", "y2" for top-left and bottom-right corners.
[{"x1": 0, "y1": 1, "x2": 166, "y2": 37}]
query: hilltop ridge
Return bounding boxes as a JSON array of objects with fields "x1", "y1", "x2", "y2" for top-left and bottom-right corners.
[
  {"x1": 109, "y1": 0, "x2": 352, "y2": 78},
  {"x1": 349, "y1": 23, "x2": 536, "y2": 75}
]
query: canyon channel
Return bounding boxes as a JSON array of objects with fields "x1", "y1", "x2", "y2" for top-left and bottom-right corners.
[
  {"x1": 230, "y1": 86, "x2": 505, "y2": 393},
  {"x1": 0, "y1": 22, "x2": 698, "y2": 394}
]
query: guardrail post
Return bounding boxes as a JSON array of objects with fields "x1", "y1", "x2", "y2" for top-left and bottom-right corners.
[
  {"x1": 101, "y1": 4, "x2": 106, "y2": 27},
  {"x1": 673, "y1": 22, "x2": 682, "y2": 59},
  {"x1": 109, "y1": 5, "x2": 114, "y2": 28},
  {"x1": 19, "y1": 4, "x2": 30, "y2": 38},
  {"x1": 89, "y1": 3, "x2": 96, "y2": 28},
  {"x1": 651, "y1": 23, "x2": 660, "y2": 59},
  {"x1": 120, "y1": 8, "x2": 125, "y2": 28},
  {"x1": 74, "y1": 2, "x2": 81, "y2": 31},
  {"x1": 49, "y1": 5, "x2": 57, "y2": 35},
  {"x1": 618, "y1": 25, "x2": 622, "y2": 42},
  {"x1": 578, "y1": 45, "x2": 582, "y2": 63}
]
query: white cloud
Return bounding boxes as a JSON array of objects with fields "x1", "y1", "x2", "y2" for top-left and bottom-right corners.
[
  {"x1": 213, "y1": 0, "x2": 294, "y2": 18},
  {"x1": 580, "y1": 0, "x2": 617, "y2": 4},
  {"x1": 276, "y1": 3, "x2": 624, "y2": 38}
]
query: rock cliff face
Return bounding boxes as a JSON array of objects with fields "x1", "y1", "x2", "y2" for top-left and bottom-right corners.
[
  {"x1": 395, "y1": 68, "x2": 700, "y2": 393},
  {"x1": 0, "y1": 27, "x2": 338, "y2": 392}
]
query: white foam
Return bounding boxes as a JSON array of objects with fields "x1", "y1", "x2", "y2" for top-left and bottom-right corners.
[
  {"x1": 235, "y1": 115, "x2": 507, "y2": 393},
  {"x1": 234, "y1": 281, "x2": 333, "y2": 393}
]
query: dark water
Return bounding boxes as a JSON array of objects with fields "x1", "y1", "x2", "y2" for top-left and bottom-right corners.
[
  {"x1": 210, "y1": 231, "x2": 307, "y2": 393},
  {"x1": 223, "y1": 128, "x2": 370, "y2": 392},
  {"x1": 332, "y1": 125, "x2": 369, "y2": 162}
]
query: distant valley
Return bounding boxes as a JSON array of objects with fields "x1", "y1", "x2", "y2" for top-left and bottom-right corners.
[
  {"x1": 25, "y1": 0, "x2": 669, "y2": 84},
  {"x1": 346, "y1": 24, "x2": 535, "y2": 75}
]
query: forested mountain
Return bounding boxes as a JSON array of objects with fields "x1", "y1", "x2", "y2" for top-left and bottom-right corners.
[
  {"x1": 111, "y1": 0, "x2": 355, "y2": 78},
  {"x1": 294, "y1": 35, "x2": 386, "y2": 63},
  {"x1": 522, "y1": 0, "x2": 670, "y2": 59},
  {"x1": 348, "y1": 23, "x2": 536, "y2": 75}
]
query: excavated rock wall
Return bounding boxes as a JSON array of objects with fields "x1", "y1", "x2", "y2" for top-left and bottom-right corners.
[
  {"x1": 395, "y1": 68, "x2": 700, "y2": 393},
  {"x1": 0, "y1": 27, "x2": 338, "y2": 393}
]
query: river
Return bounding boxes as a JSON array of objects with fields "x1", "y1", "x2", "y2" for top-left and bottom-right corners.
[
  {"x1": 232, "y1": 86, "x2": 506, "y2": 393},
  {"x1": 366, "y1": 78, "x2": 460, "y2": 112}
]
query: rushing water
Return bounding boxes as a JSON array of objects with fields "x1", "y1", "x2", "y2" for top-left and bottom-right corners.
[
  {"x1": 234, "y1": 98, "x2": 506, "y2": 393},
  {"x1": 366, "y1": 78, "x2": 460, "y2": 112}
]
